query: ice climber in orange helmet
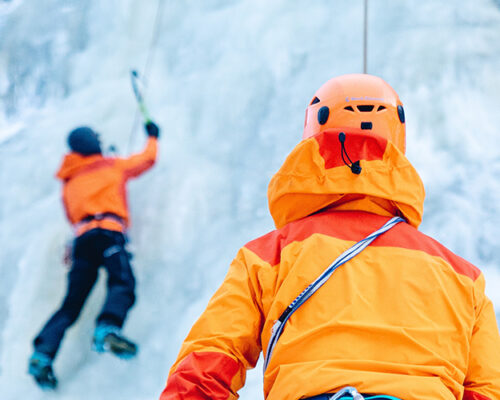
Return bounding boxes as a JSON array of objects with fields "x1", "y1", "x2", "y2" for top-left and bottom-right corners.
[
  {"x1": 160, "y1": 74, "x2": 500, "y2": 400},
  {"x1": 28, "y1": 120, "x2": 160, "y2": 390}
]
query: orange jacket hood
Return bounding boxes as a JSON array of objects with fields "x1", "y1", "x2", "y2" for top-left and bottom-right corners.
[
  {"x1": 56, "y1": 152, "x2": 106, "y2": 181},
  {"x1": 268, "y1": 127, "x2": 425, "y2": 229}
]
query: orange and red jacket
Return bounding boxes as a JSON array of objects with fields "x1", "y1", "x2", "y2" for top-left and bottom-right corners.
[
  {"x1": 160, "y1": 128, "x2": 500, "y2": 400},
  {"x1": 56, "y1": 137, "x2": 157, "y2": 236}
]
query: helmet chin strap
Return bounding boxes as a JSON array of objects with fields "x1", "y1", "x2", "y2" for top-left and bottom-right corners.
[{"x1": 338, "y1": 132, "x2": 362, "y2": 175}]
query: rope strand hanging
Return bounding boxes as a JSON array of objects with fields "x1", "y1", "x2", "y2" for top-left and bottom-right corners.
[
  {"x1": 127, "y1": 0, "x2": 166, "y2": 153},
  {"x1": 363, "y1": 0, "x2": 368, "y2": 74}
]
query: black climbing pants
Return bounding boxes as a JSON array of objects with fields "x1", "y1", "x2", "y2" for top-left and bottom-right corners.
[{"x1": 33, "y1": 228, "x2": 136, "y2": 358}]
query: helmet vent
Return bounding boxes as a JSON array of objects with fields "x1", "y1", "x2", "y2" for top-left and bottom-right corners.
[
  {"x1": 317, "y1": 106, "x2": 330, "y2": 125},
  {"x1": 397, "y1": 105, "x2": 405, "y2": 123},
  {"x1": 357, "y1": 105, "x2": 374, "y2": 112},
  {"x1": 311, "y1": 97, "x2": 320, "y2": 105},
  {"x1": 344, "y1": 106, "x2": 355, "y2": 112},
  {"x1": 377, "y1": 106, "x2": 386, "y2": 111}
]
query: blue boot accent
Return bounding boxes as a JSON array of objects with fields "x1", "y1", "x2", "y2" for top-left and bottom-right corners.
[
  {"x1": 93, "y1": 324, "x2": 120, "y2": 353},
  {"x1": 93, "y1": 324, "x2": 138, "y2": 359},
  {"x1": 28, "y1": 351, "x2": 57, "y2": 390}
]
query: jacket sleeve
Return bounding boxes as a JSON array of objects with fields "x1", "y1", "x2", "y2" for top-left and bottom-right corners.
[
  {"x1": 160, "y1": 248, "x2": 264, "y2": 400},
  {"x1": 117, "y1": 137, "x2": 158, "y2": 178},
  {"x1": 463, "y1": 274, "x2": 500, "y2": 400}
]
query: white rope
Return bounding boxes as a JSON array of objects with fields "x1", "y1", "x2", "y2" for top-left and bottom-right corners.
[
  {"x1": 363, "y1": 0, "x2": 368, "y2": 74},
  {"x1": 330, "y1": 386, "x2": 365, "y2": 400},
  {"x1": 126, "y1": 0, "x2": 166, "y2": 153}
]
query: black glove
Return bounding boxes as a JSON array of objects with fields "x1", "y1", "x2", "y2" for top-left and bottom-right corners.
[{"x1": 145, "y1": 121, "x2": 160, "y2": 138}]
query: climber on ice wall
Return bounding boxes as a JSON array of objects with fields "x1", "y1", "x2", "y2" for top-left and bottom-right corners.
[{"x1": 29, "y1": 120, "x2": 160, "y2": 390}]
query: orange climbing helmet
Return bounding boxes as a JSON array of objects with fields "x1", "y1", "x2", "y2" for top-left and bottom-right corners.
[{"x1": 303, "y1": 74, "x2": 406, "y2": 153}]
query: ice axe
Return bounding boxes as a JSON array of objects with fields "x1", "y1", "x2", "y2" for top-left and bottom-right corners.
[{"x1": 130, "y1": 69, "x2": 152, "y2": 124}]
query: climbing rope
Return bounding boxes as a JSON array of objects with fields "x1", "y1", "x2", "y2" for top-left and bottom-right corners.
[
  {"x1": 363, "y1": 0, "x2": 368, "y2": 74},
  {"x1": 126, "y1": 0, "x2": 166, "y2": 153}
]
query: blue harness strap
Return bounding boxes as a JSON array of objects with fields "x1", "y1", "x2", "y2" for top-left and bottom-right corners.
[{"x1": 263, "y1": 216, "x2": 404, "y2": 372}]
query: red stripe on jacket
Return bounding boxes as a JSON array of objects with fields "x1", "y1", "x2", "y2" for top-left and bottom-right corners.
[
  {"x1": 245, "y1": 210, "x2": 480, "y2": 280},
  {"x1": 464, "y1": 390, "x2": 492, "y2": 400},
  {"x1": 160, "y1": 352, "x2": 239, "y2": 400}
]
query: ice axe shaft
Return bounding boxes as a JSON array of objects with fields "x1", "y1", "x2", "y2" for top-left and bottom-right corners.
[{"x1": 130, "y1": 70, "x2": 152, "y2": 123}]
